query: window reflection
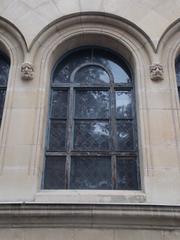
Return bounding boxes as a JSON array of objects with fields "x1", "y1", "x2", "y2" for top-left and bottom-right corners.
[
  {"x1": 53, "y1": 49, "x2": 91, "y2": 83},
  {"x1": 75, "y1": 65, "x2": 109, "y2": 84},
  {"x1": 74, "y1": 121, "x2": 110, "y2": 151},
  {"x1": 75, "y1": 90, "x2": 109, "y2": 118},
  {"x1": 116, "y1": 91, "x2": 132, "y2": 118},
  {"x1": 94, "y1": 49, "x2": 131, "y2": 83}
]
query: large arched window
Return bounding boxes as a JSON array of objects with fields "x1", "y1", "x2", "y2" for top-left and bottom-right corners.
[
  {"x1": 175, "y1": 55, "x2": 180, "y2": 99},
  {"x1": 43, "y1": 47, "x2": 140, "y2": 190},
  {"x1": 0, "y1": 51, "x2": 9, "y2": 125}
]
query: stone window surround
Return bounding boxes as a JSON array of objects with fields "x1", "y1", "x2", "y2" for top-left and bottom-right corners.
[
  {"x1": 0, "y1": 13, "x2": 180, "y2": 204},
  {"x1": 30, "y1": 14, "x2": 153, "y2": 204},
  {"x1": 0, "y1": 14, "x2": 159, "y2": 204},
  {"x1": 0, "y1": 18, "x2": 26, "y2": 171}
]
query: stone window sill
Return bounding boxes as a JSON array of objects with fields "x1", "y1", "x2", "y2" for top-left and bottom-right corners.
[{"x1": 35, "y1": 190, "x2": 146, "y2": 204}]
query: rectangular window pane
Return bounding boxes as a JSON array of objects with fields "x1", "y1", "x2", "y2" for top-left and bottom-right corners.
[
  {"x1": 51, "y1": 90, "x2": 68, "y2": 119},
  {"x1": 116, "y1": 91, "x2": 132, "y2": 119},
  {"x1": 116, "y1": 120, "x2": 134, "y2": 150},
  {"x1": 116, "y1": 157, "x2": 140, "y2": 190},
  {"x1": 70, "y1": 156, "x2": 112, "y2": 189},
  {"x1": 75, "y1": 90, "x2": 110, "y2": 119},
  {"x1": 44, "y1": 156, "x2": 66, "y2": 189},
  {"x1": 48, "y1": 120, "x2": 66, "y2": 151},
  {"x1": 74, "y1": 121, "x2": 110, "y2": 150}
]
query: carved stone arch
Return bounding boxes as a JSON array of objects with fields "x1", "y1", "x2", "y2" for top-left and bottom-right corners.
[
  {"x1": 157, "y1": 19, "x2": 180, "y2": 172},
  {"x1": 30, "y1": 12, "x2": 155, "y2": 62},
  {"x1": 0, "y1": 17, "x2": 27, "y2": 63},
  {"x1": 158, "y1": 19, "x2": 180, "y2": 108},
  {"x1": 27, "y1": 13, "x2": 155, "y2": 201},
  {"x1": 0, "y1": 17, "x2": 27, "y2": 156}
]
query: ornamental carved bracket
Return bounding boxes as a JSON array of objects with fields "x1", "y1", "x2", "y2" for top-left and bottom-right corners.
[
  {"x1": 150, "y1": 63, "x2": 164, "y2": 81},
  {"x1": 21, "y1": 62, "x2": 34, "y2": 81}
]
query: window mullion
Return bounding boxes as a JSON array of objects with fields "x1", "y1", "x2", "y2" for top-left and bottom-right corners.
[
  {"x1": 110, "y1": 83, "x2": 117, "y2": 189},
  {"x1": 66, "y1": 87, "x2": 74, "y2": 188}
]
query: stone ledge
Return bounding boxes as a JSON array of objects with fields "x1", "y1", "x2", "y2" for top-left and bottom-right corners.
[
  {"x1": 35, "y1": 190, "x2": 146, "y2": 204},
  {"x1": 0, "y1": 203, "x2": 180, "y2": 230}
]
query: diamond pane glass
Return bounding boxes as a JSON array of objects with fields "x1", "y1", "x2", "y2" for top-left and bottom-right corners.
[
  {"x1": 0, "y1": 90, "x2": 6, "y2": 118},
  {"x1": 53, "y1": 49, "x2": 91, "y2": 83},
  {"x1": 74, "y1": 121, "x2": 110, "y2": 150},
  {"x1": 44, "y1": 47, "x2": 139, "y2": 190},
  {"x1": 48, "y1": 120, "x2": 66, "y2": 151},
  {"x1": 116, "y1": 91, "x2": 132, "y2": 118},
  {"x1": 0, "y1": 55, "x2": 9, "y2": 85},
  {"x1": 116, "y1": 120, "x2": 134, "y2": 150},
  {"x1": 75, "y1": 90, "x2": 110, "y2": 119},
  {"x1": 44, "y1": 156, "x2": 66, "y2": 189},
  {"x1": 51, "y1": 90, "x2": 68, "y2": 119},
  {"x1": 70, "y1": 156, "x2": 112, "y2": 189},
  {"x1": 116, "y1": 158, "x2": 139, "y2": 190},
  {"x1": 94, "y1": 50, "x2": 131, "y2": 84},
  {"x1": 176, "y1": 56, "x2": 180, "y2": 86},
  {"x1": 74, "y1": 65, "x2": 109, "y2": 84}
]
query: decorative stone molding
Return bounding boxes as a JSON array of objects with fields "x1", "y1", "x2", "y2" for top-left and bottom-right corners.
[
  {"x1": 150, "y1": 63, "x2": 164, "y2": 81},
  {"x1": 0, "y1": 203, "x2": 180, "y2": 230},
  {"x1": 21, "y1": 62, "x2": 34, "y2": 81}
]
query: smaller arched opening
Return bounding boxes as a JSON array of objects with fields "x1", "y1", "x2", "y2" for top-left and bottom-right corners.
[
  {"x1": 0, "y1": 17, "x2": 26, "y2": 144},
  {"x1": 175, "y1": 55, "x2": 180, "y2": 100},
  {"x1": 0, "y1": 51, "x2": 10, "y2": 125}
]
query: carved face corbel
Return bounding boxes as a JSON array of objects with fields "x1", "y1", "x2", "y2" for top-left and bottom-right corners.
[
  {"x1": 150, "y1": 63, "x2": 164, "y2": 81},
  {"x1": 21, "y1": 62, "x2": 34, "y2": 81}
]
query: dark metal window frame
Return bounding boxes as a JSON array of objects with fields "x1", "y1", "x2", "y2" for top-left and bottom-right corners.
[
  {"x1": 175, "y1": 55, "x2": 180, "y2": 99},
  {"x1": 0, "y1": 51, "x2": 10, "y2": 125},
  {"x1": 43, "y1": 47, "x2": 141, "y2": 190}
]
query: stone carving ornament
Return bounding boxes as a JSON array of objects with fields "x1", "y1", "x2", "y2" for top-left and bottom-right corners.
[
  {"x1": 150, "y1": 63, "x2": 164, "y2": 81},
  {"x1": 21, "y1": 62, "x2": 34, "y2": 81}
]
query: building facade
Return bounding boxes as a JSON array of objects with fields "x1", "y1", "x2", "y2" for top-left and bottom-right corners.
[{"x1": 0, "y1": 0, "x2": 180, "y2": 239}]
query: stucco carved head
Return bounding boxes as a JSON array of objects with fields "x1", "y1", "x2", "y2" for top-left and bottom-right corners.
[
  {"x1": 21, "y1": 62, "x2": 34, "y2": 81},
  {"x1": 150, "y1": 64, "x2": 163, "y2": 81}
]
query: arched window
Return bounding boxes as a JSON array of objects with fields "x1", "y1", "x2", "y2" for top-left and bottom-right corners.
[
  {"x1": 43, "y1": 47, "x2": 140, "y2": 190},
  {"x1": 0, "y1": 51, "x2": 9, "y2": 125},
  {"x1": 175, "y1": 55, "x2": 180, "y2": 99}
]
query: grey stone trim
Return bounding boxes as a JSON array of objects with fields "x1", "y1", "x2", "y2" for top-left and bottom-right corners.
[{"x1": 0, "y1": 203, "x2": 179, "y2": 230}]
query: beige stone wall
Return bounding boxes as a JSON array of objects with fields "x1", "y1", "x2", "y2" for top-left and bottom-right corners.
[
  {"x1": 0, "y1": 228, "x2": 180, "y2": 240},
  {"x1": 0, "y1": 0, "x2": 180, "y2": 206},
  {"x1": 1, "y1": 0, "x2": 180, "y2": 47}
]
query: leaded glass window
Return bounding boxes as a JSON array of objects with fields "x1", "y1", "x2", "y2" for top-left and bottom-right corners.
[
  {"x1": 175, "y1": 56, "x2": 180, "y2": 99},
  {"x1": 43, "y1": 47, "x2": 140, "y2": 190},
  {"x1": 0, "y1": 52, "x2": 9, "y2": 124}
]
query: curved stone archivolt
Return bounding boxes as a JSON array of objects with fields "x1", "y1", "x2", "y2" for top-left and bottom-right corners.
[
  {"x1": 0, "y1": 16, "x2": 27, "y2": 61},
  {"x1": 29, "y1": 12, "x2": 155, "y2": 62}
]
